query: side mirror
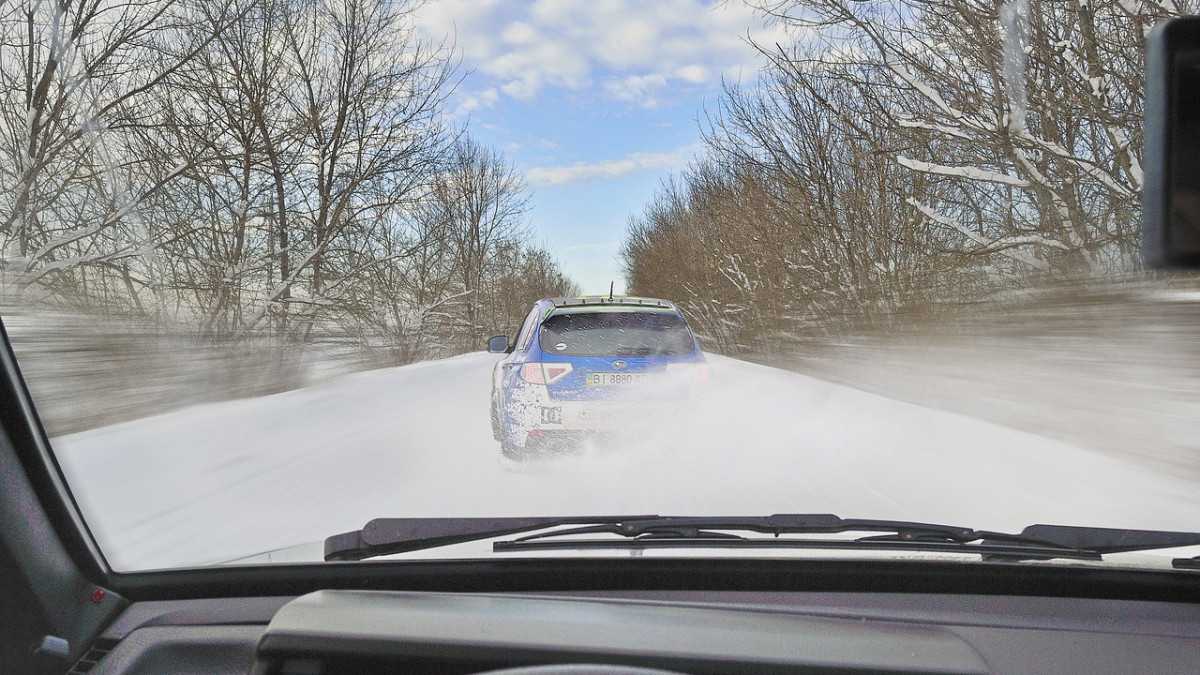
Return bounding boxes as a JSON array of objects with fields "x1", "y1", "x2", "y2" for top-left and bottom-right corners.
[
  {"x1": 1145, "y1": 17, "x2": 1200, "y2": 268},
  {"x1": 486, "y1": 335, "x2": 509, "y2": 353}
]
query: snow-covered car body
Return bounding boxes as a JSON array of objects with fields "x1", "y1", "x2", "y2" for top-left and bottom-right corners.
[{"x1": 489, "y1": 296, "x2": 706, "y2": 458}]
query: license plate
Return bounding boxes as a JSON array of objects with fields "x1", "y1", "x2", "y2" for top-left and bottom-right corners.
[{"x1": 586, "y1": 372, "x2": 647, "y2": 386}]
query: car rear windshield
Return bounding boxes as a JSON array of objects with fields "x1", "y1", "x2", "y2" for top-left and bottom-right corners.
[{"x1": 539, "y1": 311, "x2": 696, "y2": 356}]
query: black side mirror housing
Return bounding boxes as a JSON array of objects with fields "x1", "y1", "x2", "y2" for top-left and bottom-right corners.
[
  {"x1": 1145, "y1": 17, "x2": 1200, "y2": 268},
  {"x1": 486, "y1": 335, "x2": 509, "y2": 353}
]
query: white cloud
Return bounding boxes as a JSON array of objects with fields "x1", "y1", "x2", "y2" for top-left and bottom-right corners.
[
  {"x1": 603, "y1": 74, "x2": 668, "y2": 107},
  {"x1": 501, "y1": 21, "x2": 538, "y2": 45},
  {"x1": 675, "y1": 64, "x2": 709, "y2": 83},
  {"x1": 416, "y1": 0, "x2": 793, "y2": 107},
  {"x1": 500, "y1": 77, "x2": 541, "y2": 100},
  {"x1": 526, "y1": 147, "x2": 695, "y2": 186},
  {"x1": 456, "y1": 87, "x2": 500, "y2": 114}
]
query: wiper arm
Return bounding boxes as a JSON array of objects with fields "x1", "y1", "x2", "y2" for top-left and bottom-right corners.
[
  {"x1": 1011, "y1": 524, "x2": 1200, "y2": 554},
  {"x1": 325, "y1": 515, "x2": 658, "y2": 561},
  {"x1": 325, "y1": 514, "x2": 1200, "y2": 563}
]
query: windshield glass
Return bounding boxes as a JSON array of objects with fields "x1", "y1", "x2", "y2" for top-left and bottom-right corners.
[
  {"x1": 3, "y1": 0, "x2": 1200, "y2": 572},
  {"x1": 540, "y1": 311, "x2": 696, "y2": 356}
]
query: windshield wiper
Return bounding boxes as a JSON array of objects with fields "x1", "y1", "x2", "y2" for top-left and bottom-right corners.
[
  {"x1": 324, "y1": 513, "x2": 1200, "y2": 563},
  {"x1": 326, "y1": 515, "x2": 657, "y2": 561},
  {"x1": 613, "y1": 346, "x2": 655, "y2": 355}
]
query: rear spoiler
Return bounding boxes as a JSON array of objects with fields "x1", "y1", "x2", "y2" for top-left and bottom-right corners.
[{"x1": 548, "y1": 297, "x2": 675, "y2": 310}]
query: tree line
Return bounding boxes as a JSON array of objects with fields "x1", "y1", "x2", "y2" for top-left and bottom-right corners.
[
  {"x1": 623, "y1": 0, "x2": 1189, "y2": 355},
  {"x1": 0, "y1": 0, "x2": 576, "y2": 364}
]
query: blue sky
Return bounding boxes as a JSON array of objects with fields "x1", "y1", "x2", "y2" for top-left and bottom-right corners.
[{"x1": 415, "y1": 0, "x2": 787, "y2": 294}]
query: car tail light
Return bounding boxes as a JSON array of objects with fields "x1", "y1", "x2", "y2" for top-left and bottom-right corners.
[{"x1": 520, "y1": 362, "x2": 573, "y2": 385}]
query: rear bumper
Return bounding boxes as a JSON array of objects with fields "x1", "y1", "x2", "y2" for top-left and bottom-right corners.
[
  {"x1": 546, "y1": 399, "x2": 681, "y2": 431},
  {"x1": 501, "y1": 385, "x2": 688, "y2": 447}
]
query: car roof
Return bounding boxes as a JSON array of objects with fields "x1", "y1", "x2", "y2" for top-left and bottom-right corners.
[{"x1": 545, "y1": 295, "x2": 676, "y2": 310}]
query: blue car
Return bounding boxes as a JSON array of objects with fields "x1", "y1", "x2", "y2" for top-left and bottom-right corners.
[{"x1": 487, "y1": 296, "x2": 706, "y2": 459}]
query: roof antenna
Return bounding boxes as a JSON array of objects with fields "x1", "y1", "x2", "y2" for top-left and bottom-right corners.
[{"x1": 608, "y1": 281, "x2": 614, "y2": 301}]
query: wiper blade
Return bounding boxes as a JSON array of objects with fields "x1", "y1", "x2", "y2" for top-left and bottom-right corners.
[
  {"x1": 325, "y1": 514, "x2": 1200, "y2": 563},
  {"x1": 495, "y1": 515, "x2": 1096, "y2": 560},
  {"x1": 493, "y1": 537, "x2": 1101, "y2": 561},
  {"x1": 506, "y1": 514, "x2": 979, "y2": 543},
  {"x1": 324, "y1": 511, "x2": 1176, "y2": 559},
  {"x1": 1174, "y1": 556, "x2": 1200, "y2": 570},
  {"x1": 326, "y1": 514, "x2": 970, "y2": 561}
]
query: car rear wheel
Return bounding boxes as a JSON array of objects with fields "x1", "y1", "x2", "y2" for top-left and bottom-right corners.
[
  {"x1": 494, "y1": 397, "x2": 529, "y2": 460},
  {"x1": 490, "y1": 394, "x2": 502, "y2": 441},
  {"x1": 500, "y1": 439, "x2": 528, "y2": 461}
]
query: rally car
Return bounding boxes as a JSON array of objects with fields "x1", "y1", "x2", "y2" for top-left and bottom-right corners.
[{"x1": 488, "y1": 296, "x2": 706, "y2": 459}]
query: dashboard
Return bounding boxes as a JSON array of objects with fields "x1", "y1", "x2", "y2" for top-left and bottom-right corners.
[{"x1": 83, "y1": 589, "x2": 1200, "y2": 674}]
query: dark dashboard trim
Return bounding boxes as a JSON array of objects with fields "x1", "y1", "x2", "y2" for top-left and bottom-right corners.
[
  {"x1": 253, "y1": 590, "x2": 993, "y2": 674},
  {"x1": 0, "y1": 316, "x2": 109, "y2": 581},
  {"x1": 109, "y1": 557, "x2": 1200, "y2": 603},
  {"x1": 100, "y1": 591, "x2": 1200, "y2": 642},
  {"x1": 91, "y1": 591, "x2": 1200, "y2": 675}
]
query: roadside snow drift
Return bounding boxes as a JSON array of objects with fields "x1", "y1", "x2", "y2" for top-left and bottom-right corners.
[{"x1": 56, "y1": 352, "x2": 1200, "y2": 570}]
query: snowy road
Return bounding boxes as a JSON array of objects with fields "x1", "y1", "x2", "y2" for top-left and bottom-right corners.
[{"x1": 56, "y1": 352, "x2": 1200, "y2": 570}]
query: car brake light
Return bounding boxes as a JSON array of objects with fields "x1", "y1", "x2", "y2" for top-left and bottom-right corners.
[
  {"x1": 543, "y1": 363, "x2": 573, "y2": 383},
  {"x1": 520, "y1": 362, "x2": 573, "y2": 384}
]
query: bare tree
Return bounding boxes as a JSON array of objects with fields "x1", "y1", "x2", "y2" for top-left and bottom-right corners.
[
  {"x1": 234, "y1": 0, "x2": 454, "y2": 334},
  {"x1": 0, "y1": 0, "x2": 244, "y2": 298},
  {"x1": 749, "y1": 0, "x2": 1195, "y2": 273},
  {"x1": 430, "y1": 137, "x2": 530, "y2": 349},
  {"x1": 624, "y1": 0, "x2": 1195, "y2": 357},
  {"x1": 0, "y1": 0, "x2": 576, "y2": 388}
]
